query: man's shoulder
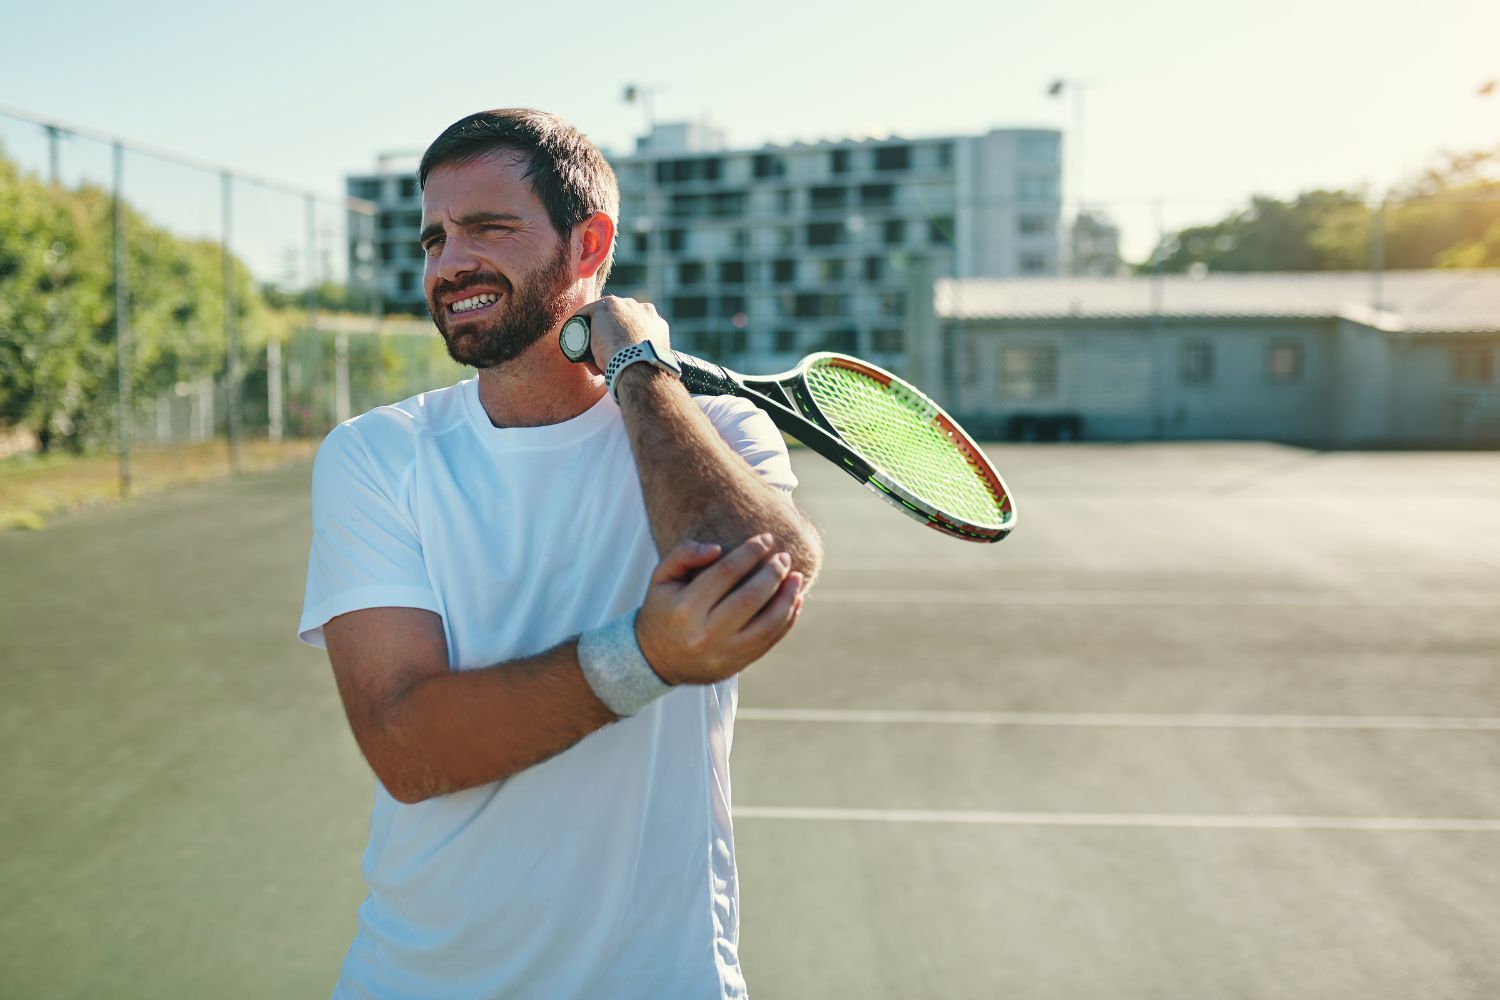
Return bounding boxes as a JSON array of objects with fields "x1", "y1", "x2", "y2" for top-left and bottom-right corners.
[{"x1": 314, "y1": 380, "x2": 473, "y2": 485}]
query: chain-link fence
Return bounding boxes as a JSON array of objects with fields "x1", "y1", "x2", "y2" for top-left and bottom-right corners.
[{"x1": 0, "y1": 105, "x2": 464, "y2": 490}]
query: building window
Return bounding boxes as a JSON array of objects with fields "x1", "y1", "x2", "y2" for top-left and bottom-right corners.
[
  {"x1": 928, "y1": 217, "x2": 955, "y2": 246},
  {"x1": 819, "y1": 258, "x2": 847, "y2": 282},
  {"x1": 1000, "y1": 344, "x2": 1058, "y2": 400},
  {"x1": 718, "y1": 260, "x2": 746, "y2": 284},
  {"x1": 879, "y1": 291, "x2": 906, "y2": 317},
  {"x1": 677, "y1": 261, "x2": 705, "y2": 285},
  {"x1": 670, "y1": 296, "x2": 710, "y2": 320},
  {"x1": 864, "y1": 256, "x2": 883, "y2": 281},
  {"x1": 831, "y1": 149, "x2": 851, "y2": 174},
  {"x1": 656, "y1": 158, "x2": 724, "y2": 184},
  {"x1": 1267, "y1": 341, "x2": 1304, "y2": 382},
  {"x1": 399, "y1": 177, "x2": 418, "y2": 199},
  {"x1": 774, "y1": 329, "x2": 798, "y2": 352},
  {"x1": 632, "y1": 233, "x2": 649, "y2": 255},
  {"x1": 753, "y1": 153, "x2": 785, "y2": 179},
  {"x1": 873, "y1": 328, "x2": 904, "y2": 353},
  {"x1": 1019, "y1": 215, "x2": 1053, "y2": 235},
  {"x1": 772, "y1": 259, "x2": 797, "y2": 284},
  {"x1": 667, "y1": 229, "x2": 687, "y2": 252},
  {"x1": 793, "y1": 293, "x2": 848, "y2": 318},
  {"x1": 806, "y1": 222, "x2": 845, "y2": 246},
  {"x1": 607, "y1": 264, "x2": 646, "y2": 290},
  {"x1": 398, "y1": 271, "x2": 418, "y2": 293},
  {"x1": 810, "y1": 186, "x2": 848, "y2": 212},
  {"x1": 874, "y1": 145, "x2": 911, "y2": 172},
  {"x1": 1454, "y1": 347, "x2": 1493, "y2": 384},
  {"x1": 699, "y1": 328, "x2": 748, "y2": 357},
  {"x1": 1017, "y1": 173, "x2": 1059, "y2": 201},
  {"x1": 859, "y1": 184, "x2": 895, "y2": 208},
  {"x1": 933, "y1": 143, "x2": 954, "y2": 169},
  {"x1": 883, "y1": 219, "x2": 906, "y2": 246},
  {"x1": 1180, "y1": 342, "x2": 1214, "y2": 385},
  {"x1": 1018, "y1": 135, "x2": 1056, "y2": 163},
  {"x1": 1019, "y1": 252, "x2": 1048, "y2": 274},
  {"x1": 821, "y1": 329, "x2": 858, "y2": 353}
]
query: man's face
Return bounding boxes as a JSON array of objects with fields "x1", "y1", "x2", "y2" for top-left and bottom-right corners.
[{"x1": 420, "y1": 151, "x2": 578, "y2": 369}]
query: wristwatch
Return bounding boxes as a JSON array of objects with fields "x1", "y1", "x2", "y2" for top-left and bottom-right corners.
[{"x1": 605, "y1": 339, "x2": 682, "y2": 401}]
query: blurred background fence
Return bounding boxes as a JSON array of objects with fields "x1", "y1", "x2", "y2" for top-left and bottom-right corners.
[{"x1": 0, "y1": 105, "x2": 462, "y2": 494}]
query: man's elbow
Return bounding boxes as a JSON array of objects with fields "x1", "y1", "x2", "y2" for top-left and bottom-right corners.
[{"x1": 785, "y1": 517, "x2": 824, "y2": 589}]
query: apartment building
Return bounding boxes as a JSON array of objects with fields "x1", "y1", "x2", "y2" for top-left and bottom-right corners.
[
  {"x1": 607, "y1": 124, "x2": 1062, "y2": 370},
  {"x1": 347, "y1": 124, "x2": 1063, "y2": 372}
]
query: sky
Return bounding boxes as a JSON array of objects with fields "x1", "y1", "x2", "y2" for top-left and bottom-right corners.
[{"x1": 2, "y1": 0, "x2": 1497, "y2": 271}]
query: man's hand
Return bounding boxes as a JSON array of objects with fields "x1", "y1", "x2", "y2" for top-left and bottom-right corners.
[
  {"x1": 636, "y1": 535, "x2": 805, "y2": 686},
  {"x1": 572, "y1": 295, "x2": 672, "y2": 369}
]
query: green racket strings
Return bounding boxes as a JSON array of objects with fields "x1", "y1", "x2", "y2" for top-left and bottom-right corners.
[{"x1": 802, "y1": 364, "x2": 1006, "y2": 527}]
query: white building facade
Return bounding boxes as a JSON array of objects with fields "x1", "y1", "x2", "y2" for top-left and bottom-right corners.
[{"x1": 608, "y1": 125, "x2": 1062, "y2": 372}]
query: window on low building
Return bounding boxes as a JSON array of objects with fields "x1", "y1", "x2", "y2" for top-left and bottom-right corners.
[
  {"x1": 1000, "y1": 344, "x2": 1058, "y2": 400},
  {"x1": 1266, "y1": 341, "x2": 1303, "y2": 382},
  {"x1": 872, "y1": 328, "x2": 904, "y2": 353},
  {"x1": 1180, "y1": 342, "x2": 1214, "y2": 385},
  {"x1": 1454, "y1": 347, "x2": 1493, "y2": 384}
]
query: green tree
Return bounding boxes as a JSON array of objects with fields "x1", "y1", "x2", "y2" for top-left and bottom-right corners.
[
  {"x1": 1, "y1": 149, "x2": 285, "y2": 451},
  {"x1": 1139, "y1": 146, "x2": 1500, "y2": 273}
]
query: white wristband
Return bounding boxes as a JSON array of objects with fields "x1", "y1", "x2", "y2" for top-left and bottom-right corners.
[{"x1": 577, "y1": 609, "x2": 673, "y2": 717}]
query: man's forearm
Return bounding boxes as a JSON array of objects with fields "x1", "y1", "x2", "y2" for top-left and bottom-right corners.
[
  {"x1": 368, "y1": 642, "x2": 615, "y2": 803},
  {"x1": 613, "y1": 366, "x2": 821, "y2": 580}
]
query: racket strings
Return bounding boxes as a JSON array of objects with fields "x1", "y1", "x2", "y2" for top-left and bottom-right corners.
[{"x1": 802, "y1": 364, "x2": 1006, "y2": 527}]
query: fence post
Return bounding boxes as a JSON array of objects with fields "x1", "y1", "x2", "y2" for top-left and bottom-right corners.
[
  {"x1": 112, "y1": 141, "x2": 132, "y2": 499},
  {"x1": 222, "y1": 172, "x2": 243, "y2": 472},
  {"x1": 267, "y1": 338, "x2": 284, "y2": 443}
]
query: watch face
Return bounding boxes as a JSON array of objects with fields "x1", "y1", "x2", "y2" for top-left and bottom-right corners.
[{"x1": 560, "y1": 316, "x2": 591, "y2": 361}]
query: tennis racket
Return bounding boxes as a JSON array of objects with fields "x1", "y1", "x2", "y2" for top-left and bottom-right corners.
[{"x1": 560, "y1": 316, "x2": 1015, "y2": 543}]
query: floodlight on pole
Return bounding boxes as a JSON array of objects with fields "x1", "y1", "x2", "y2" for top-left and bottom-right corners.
[{"x1": 1046, "y1": 77, "x2": 1089, "y2": 217}]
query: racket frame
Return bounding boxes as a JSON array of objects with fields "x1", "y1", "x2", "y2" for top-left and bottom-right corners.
[{"x1": 563, "y1": 320, "x2": 1015, "y2": 542}]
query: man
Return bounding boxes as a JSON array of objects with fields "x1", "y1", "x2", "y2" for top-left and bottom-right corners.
[{"x1": 298, "y1": 109, "x2": 821, "y2": 998}]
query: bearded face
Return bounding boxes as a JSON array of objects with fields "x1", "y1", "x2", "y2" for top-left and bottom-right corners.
[{"x1": 428, "y1": 235, "x2": 575, "y2": 370}]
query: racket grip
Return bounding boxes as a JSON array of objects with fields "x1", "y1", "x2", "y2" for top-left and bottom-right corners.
[{"x1": 676, "y1": 353, "x2": 737, "y2": 395}]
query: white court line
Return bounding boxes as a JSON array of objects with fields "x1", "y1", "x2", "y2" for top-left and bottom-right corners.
[
  {"x1": 731, "y1": 806, "x2": 1500, "y2": 832},
  {"x1": 810, "y1": 588, "x2": 1500, "y2": 607},
  {"x1": 736, "y1": 707, "x2": 1500, "y2": 732}
]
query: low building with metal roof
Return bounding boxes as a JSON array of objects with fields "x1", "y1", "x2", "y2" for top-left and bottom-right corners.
[{"x1": 907, "y1": 271, "x2": 1500, "y2": 447}]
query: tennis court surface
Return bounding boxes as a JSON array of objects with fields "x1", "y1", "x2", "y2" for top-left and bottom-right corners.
[{"x1": 2, "y1": 442, "x2": 1498, "y2": 998}]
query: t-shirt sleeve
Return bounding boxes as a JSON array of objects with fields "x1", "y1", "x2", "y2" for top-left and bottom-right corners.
[
  {"x1": 697, "y1": 395, "x2": 799, "y2": 495},
  {"x1": 297, "y1": 422, "x2": 441, "y2": 648}
]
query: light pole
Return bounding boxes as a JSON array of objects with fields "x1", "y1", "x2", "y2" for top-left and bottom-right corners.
[
  {"x1": 623, "y1": 84, "x2": 664, "y2": 303},
  {"x1": 1048, "y1": 77, "x2": 1091, "y2": 275}
]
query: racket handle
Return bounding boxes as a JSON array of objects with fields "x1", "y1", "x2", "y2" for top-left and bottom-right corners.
[{"x1": 676, "y1": 354, "x2": 737, "y2": 396}]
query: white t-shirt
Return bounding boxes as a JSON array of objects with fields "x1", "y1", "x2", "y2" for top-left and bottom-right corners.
[{"x1": 299, "y1": 378, "x2": 797, "y2": 1000}]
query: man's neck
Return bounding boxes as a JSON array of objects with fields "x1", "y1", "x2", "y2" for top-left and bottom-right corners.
[{"x1": 473, "y1": 343, "x2": 606, "y2": 429}]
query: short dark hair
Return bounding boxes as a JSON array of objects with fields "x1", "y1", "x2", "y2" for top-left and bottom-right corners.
[{"x1": 419, "y1": 109, "x2": 619, "y2": 287}]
